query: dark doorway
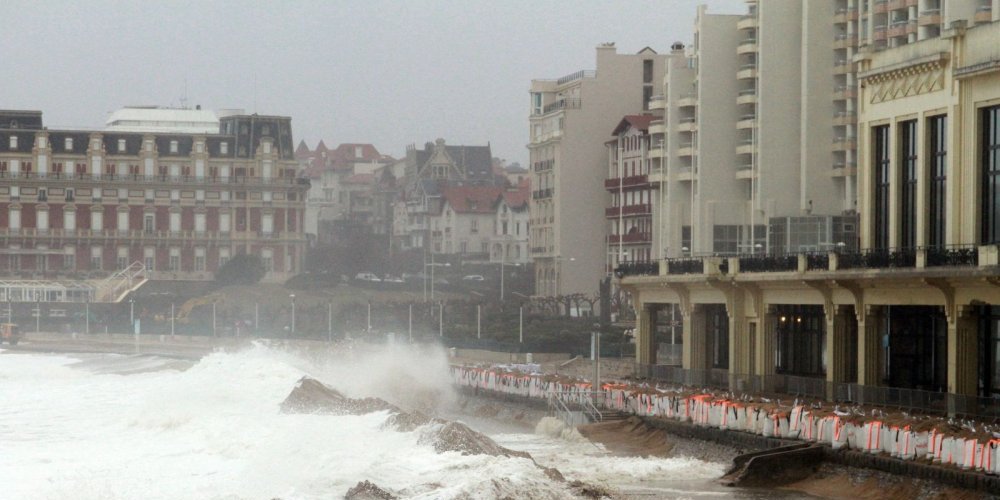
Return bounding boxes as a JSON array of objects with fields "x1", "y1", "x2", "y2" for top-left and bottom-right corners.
[
  {"x1": 704, "y1": 304, "x2": 729, "y2": 369},
  {"x1": 651, "y1": 304, "x2": 682, "y2": 365},
  {"x1": 885, "y1": 306, "x2": 946, "y2": 392},
  {"x1": 978, "y1": 306, "x2": 1000, "y2": 398},
  {"x1": 774, "y1": 305, "x2": 826, "y2": 377}
]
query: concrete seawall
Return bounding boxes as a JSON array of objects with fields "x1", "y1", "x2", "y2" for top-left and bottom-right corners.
[{"x1": 462, "y1": 385, "x2": 1000, "y2": 494}]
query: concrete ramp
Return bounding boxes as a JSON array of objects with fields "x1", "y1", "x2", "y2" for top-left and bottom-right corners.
[
  {"x1": 94, "y1": 261, "x2": 148, "y2": 303},
  {"x1": 721, "y1": 443, "x2": 823, "y2": 488}
]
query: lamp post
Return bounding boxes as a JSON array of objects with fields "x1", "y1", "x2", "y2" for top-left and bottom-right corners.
[
  {"x1": 367, "y1": 301, "x2": 372, "y2": 332},
  {"x1": 129, "y1": 297, "x2": 135, "y2": 332},
  {"x1": 289, "y1": 294, "x2": 296, "y2": 336},
  {"x1": 85, "y1": 299, "x2": 89, "y2": 335},
  {"x1": 35, "y1": 297, "x2": 40, "y2": 334}
]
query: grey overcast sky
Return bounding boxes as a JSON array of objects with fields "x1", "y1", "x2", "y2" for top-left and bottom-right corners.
[{"x1": 1, "y1": 0, "x2": 744, "y2": 165}]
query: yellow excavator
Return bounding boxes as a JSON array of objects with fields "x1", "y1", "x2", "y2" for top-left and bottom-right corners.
[
  {"x1": 176, "y1": 293, "x2": 223, "y2": 324},
  {"x1": 0, "y1": 323, "x2": 20, "y2": 345}
]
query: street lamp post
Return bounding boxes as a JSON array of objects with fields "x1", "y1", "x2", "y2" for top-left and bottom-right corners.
[
  {"x1": 35, "y1": 298, "x2": 40, "y2": 334},
  {"x1": 129, "y1": 297, "x2": 135, "y2": 332},
  {"x1": 289, "y1": 294, "x2": 296, "y2": 336},
  {"x1": 85, "y1": 299, "x2": 89, "y2": 335}
]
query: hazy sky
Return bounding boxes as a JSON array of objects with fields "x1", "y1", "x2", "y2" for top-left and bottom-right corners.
[{"x1": 1, "y1": 0, "x2": 745, "y2": 165}]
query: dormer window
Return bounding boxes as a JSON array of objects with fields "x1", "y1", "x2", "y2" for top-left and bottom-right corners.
[
  {"x1": 170, "y1": 140, "x2": 179, "y2": 153},
  {"x1": 65, "y1": 137, "x2": 73, "y2": 151},
  {"x1": 9, "y1": 136, "x2": 17, "y2": 149},
  {"x1": 118, "y1": 139, "x2": 126, "y2": 152},
  {"x1": 220, "y1": 142, "x2": 228, "y2": 154}
]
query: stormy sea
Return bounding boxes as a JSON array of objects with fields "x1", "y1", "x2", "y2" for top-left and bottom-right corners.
[{"x1": 0, "y1": 342, "x2": 794, "y2": 499}]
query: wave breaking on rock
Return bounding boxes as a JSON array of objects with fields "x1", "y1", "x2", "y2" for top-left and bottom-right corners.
[{"x1": 279, "y1": 377, "x2": 581, "y2": 497}]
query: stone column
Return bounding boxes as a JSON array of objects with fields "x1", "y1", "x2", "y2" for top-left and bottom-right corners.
[
  {"x1": 825, "y1": 306, "x2": 853, "y2": 401},
  {"x1": 635, "y1": 305, "x2": 654, "y2": 366},
  {"x1": 856, "y1": 305, "x2": 883, "y2": 406},
  {"x1": 682, "y1": 304, "x2": 708, "y2": 384},
  {"x1": 727, "y1": 293, "x2": 748, "y2": 393},
  {"x1": 756, "y1": 307, "x2": 777, "y2": 392},
  {"x1": 947, "y1": 306, "x2": 978, "y2": 415}
]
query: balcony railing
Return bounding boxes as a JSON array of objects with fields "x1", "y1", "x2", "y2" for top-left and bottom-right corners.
[
  {"x1": 837, "y1": 247, "x2": 916, "y2": 269},
  {"x1": 556, "y1": 70, "x2": 595, "y2": 85},
  {"x1": 532, "y1": 188, "x2": 554, "y2": 200},
  {"x1": 615, "y1": 244, "x2": 990, "y2": 280},
  {"x1": 608, "y1": 232, "x2": 651, "y2": 244},
  {"x1": 613, "y1": 261, "x2": 658, "y2": 278},
  {"x1": 738, "y1": 253, "x2": 797, "y2": 272},
  {"x1": 666, "y1": 257, "x2": 703, "y2": 275},
  {"x1": 925, "y1": 245, "x2": 978, "y2": 267},
  {"x1": 0, "y1": 171, "x2": 308, "y2": 188},
  {"x1": 542, "y1": 98, "x2": 581, "y2": 114},
  {"x1": 604, "y1": 174, "x2": 649, "y2": 189},
  {"x1": 605, "y1": 204, "x2": 652, "y2": 217},
  {"x1": 532, "y1": 159, "x2": 554, "y2": 172}
]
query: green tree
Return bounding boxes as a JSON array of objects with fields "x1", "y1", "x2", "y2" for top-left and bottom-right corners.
[{"x1": 215, "y1": 254, "x2": 265, "y2": 286}]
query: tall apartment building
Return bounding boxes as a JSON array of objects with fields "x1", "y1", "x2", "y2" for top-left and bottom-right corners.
[
  {"x1": 606, "y1": 115, "x2": 656, "y2": 270},
  {"x1": 0, "y1": 109, "x2": 308, "y2": 283},
  {"x1": 619, "y1": 16, "x2": 1000, "y2": 411},
  {"x1": 649, "y1": 43, "x2": 697, "y2": 260},
  {"x1": 529, "y1": 44, "x2": 667, "y2": 297}
]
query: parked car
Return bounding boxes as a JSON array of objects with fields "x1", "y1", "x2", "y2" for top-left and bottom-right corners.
[
  {"x1": 354, "y1": 272, "x2": 382, "y2": 282},
  {"x1": 383, "y1": 275, "x2": 404, "y2": 283},
  {"x1": 462, "y1": 275, "x2": 485, "y2": 281}
]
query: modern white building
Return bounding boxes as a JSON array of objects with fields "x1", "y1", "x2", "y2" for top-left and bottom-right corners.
[
  {"x1": 104, "y1": 106, "x2": 221, "y2": 134},
  {"x1": 529, "y1": 44, "x2": 667, "y2": 297}
]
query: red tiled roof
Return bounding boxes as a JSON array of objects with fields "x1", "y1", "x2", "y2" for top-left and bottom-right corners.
[
  {"x1": 501, "y1": 179, "x2": 530, "y2": 209},
  {"x1": 611, "y1": 114, "x2": 656, "y2": 136},
  {"x1": 441, "y1": 185, "x2": 504, "y2": 214},
  {"x1": 343, "y1": 173, "x2": 374, "y2": 184},
  {"x1": 297, "y1": 141, "x2": 394, "y2": 179}
]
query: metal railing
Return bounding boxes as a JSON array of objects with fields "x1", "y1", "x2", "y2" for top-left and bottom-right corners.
[
  {"x1": 0, "y1": 171, "x2": 308, "y2": 187},
  {"x1": 924, "y1": 245, "x2": 978, "y2": 267},
  {"x1": 806, "y1": 253, "x2": 829, "y2": 271},
  {"x1": 666, "y1": 257, "x2": 703, "y2": 275},
  {"x1": 738, "y1": 253, "x2": 797, "y2": 273},
  {"x1": 837, "y1": 247, "x2": 916, "y2": 269},
  {"x1": 556, "y1": 70, "x2": 596, "y2": 85},
  {"x1": 542, "y1": 98, "x2": 581, "y2": 114},
  {"x1": 614, "y1": 261, "x2": 658, "y2": 278}
]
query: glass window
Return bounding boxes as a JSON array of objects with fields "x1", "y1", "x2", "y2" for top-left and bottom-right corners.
[
  {"x1": 873, "y1": 125, "x2": 891, "y2": 249},
  {"x1": 900, "y1": 120, "x2": 917, "y2": 248},
  {"x1": 928, "y1": 116, "x2": 947, "y2": 247},
  {"x1": 982, "y1": 106, "x2": 1000, "y2": 243}
]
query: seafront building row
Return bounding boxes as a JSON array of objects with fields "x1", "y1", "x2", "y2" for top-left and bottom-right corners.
[
  {"x1": 0, "y1": 108, "x2": 309, "y2": 288},
  {"x1": 616, "y1": 11, "x2": 1000, "y2": 411}
]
